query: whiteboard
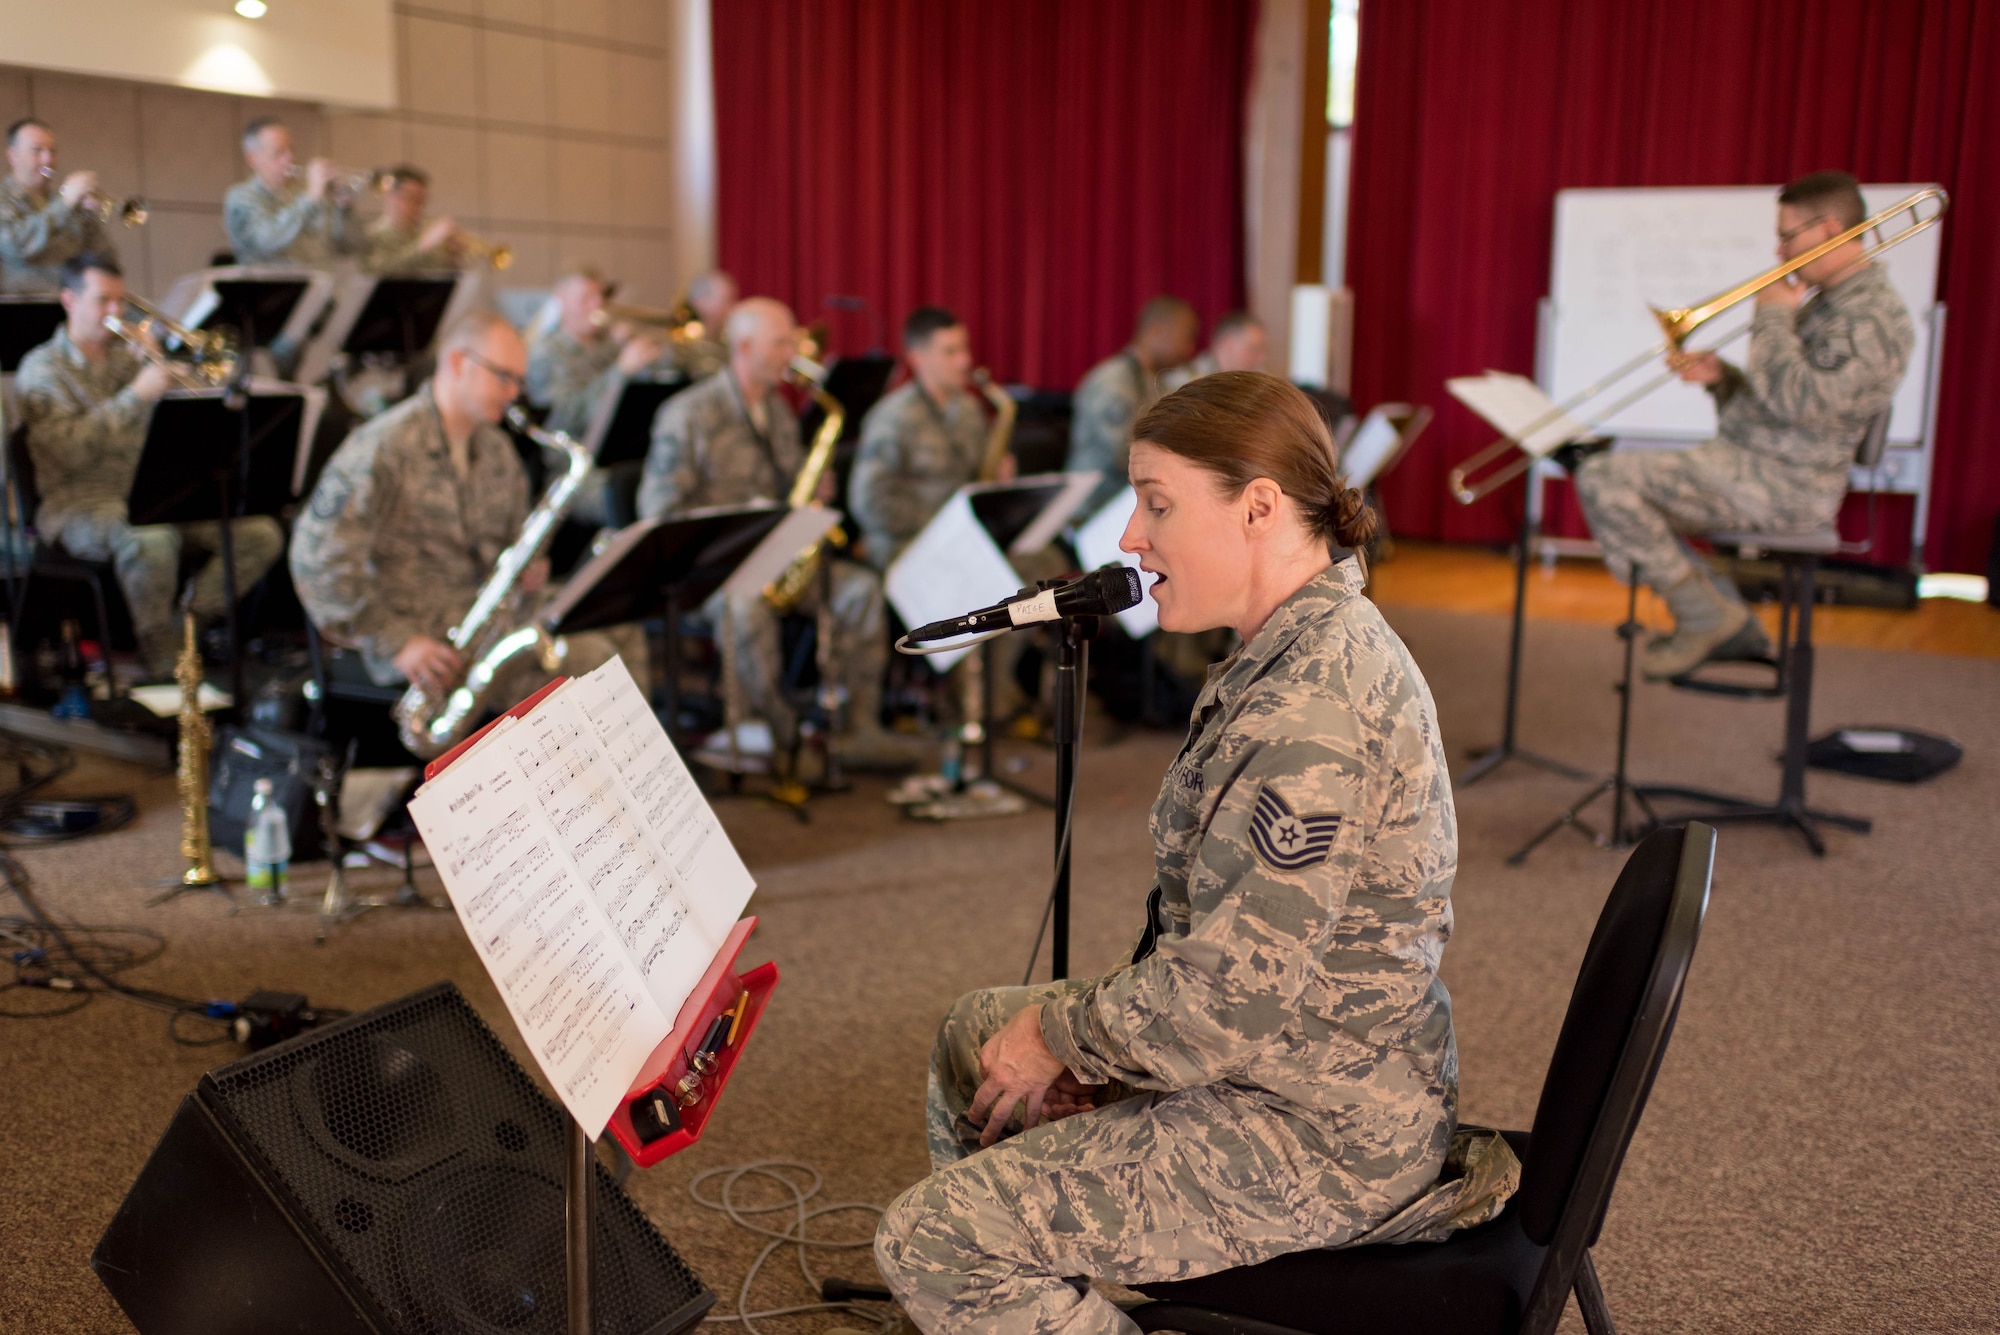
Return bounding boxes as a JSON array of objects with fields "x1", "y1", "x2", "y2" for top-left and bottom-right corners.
[{"x1": 1546, "y1": 184, "x2": 1942, "y2": 442}]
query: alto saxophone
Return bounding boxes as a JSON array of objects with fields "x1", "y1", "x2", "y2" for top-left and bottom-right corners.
[
  {"x1": 762, "y1": 355, "x2": 847, "y2": 614},
  {"x1": 972, "y1": 368, "x2": 1017, "y2": 482},
  {"x1": 392, "y1": 406, "x2": 593, "y2": 758}
]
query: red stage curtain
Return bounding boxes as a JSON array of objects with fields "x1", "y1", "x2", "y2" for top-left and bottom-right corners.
[
  {"x1": 711, "y1": 0, "x2": 1253, "y2": 391},
  {"x1": 1348, "y1": 0, "x2": 1999, "y2": 573}
]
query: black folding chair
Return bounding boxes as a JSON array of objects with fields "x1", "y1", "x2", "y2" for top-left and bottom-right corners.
[{"x1": 1125, "y1": 822, "x2": 1715, "y2": 1335}]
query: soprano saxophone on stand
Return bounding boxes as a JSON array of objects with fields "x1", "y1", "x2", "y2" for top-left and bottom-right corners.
[
  {"x1": 392, "y1": 407, "x2": 592, "y2": 758},
  {"x1": 172, "y1": 610, "x2": 222, "y2": 888}
]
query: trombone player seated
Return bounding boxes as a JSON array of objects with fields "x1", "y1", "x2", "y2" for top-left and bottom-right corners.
[
  {"x1": 639, "y1": 297, "x2": 925, "y2": 772},
  {"x1": 290, "y1": 311, "x2": 641, "y2": 717},
  {"x1": 1573, "y1": 170, "x2": 1915, "y2": 679},
  {"x1": 14, "y1": 254, "x2": 282, "y2": 679}
]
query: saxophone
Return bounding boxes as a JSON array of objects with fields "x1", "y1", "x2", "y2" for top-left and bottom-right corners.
[
  {"x1": 972, "y1": 368, "x2": 1017, "y2": 482},
  {"x1": 173, "y1": 610, "x2": 221, "y2": 888},
  {"x1": 762, "y1": 355, "x2": 847, "y2": 614},
  {"x1": 393, "y1": 406, "x2": 593, "y2": 758}
]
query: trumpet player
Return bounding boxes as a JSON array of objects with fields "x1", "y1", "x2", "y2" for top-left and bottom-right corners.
[
  {"x1": 1, "y1": 118, "x2": 116, "y2": 294},
  {"x1": 15, "y1": 255, "x2": 282, "y2": 679},
  {"x1": 640, "y1": 297, "x2": 922, "y2": 770},
  {"x1": 525, "y1": 264, "x2": 667, "y2": 436},
  {"x1": 225, "y1": 117, "x2": 360, "y2": 266},
  {"x1": 1572, "y1": 171, "x2": 1915, "y2": 679},
  {"x1": 664, "y1": 270, "x2": 737, "y2": 381},
  {"x1": 1162, "y1": 310, "x2": 1269, "y2": 391},
  {"x1": 361, "y1": 165, "x2": 460, "y2": 275},
  {"x1": 290, "y1": 310, "x2": 640, "y2": 701}
]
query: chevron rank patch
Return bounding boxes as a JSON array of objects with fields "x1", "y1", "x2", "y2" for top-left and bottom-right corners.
[{"x1": 1248, "y1": 783, "x2": 1342, "y2": 871}]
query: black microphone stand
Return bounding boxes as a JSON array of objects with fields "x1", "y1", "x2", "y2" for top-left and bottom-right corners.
[{"x1": 1047, "y1": 613, "x2": 1095, "y2": 979}]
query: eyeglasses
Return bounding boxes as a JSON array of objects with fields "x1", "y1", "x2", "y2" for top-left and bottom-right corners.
[
  {"x1": 1777, "y1": 217, "x2": 1831, "y2": 248},
  {"x1": 464, "y1": 350, "x2": 526, "y2": 393}
]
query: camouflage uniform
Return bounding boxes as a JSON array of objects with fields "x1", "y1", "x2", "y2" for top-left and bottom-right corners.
[
  {"x1": 1575, "y1": 264, "x2": 1914, "y2": 590},
  {"x1": 223, "y1": 177, "x2": 358, "y2": 266},
  {"x1": 878, "y1": 559, "x2": 1475, "y2": 1335},
  {"x1": 525, "y1": 326, "x2": 634, "y2": 526},
  {"x1": 849, "y1": 380, "x2": 988, "y2": 571},
  {"x1": 14, "y1": 327, "x2": 282, "y2": 676},
  {"x1": 0, "y1": 175, "x2": 111, "y2": 294},
  {"x1": 1068, "y1": 351, "x2": 1160, "y2": 516},
  {"x1": 1159, "y1": 349, "x2": 1219, "y2": 395},
  {"x1": 360, "y1": 218, "x2": 450, "y2": 275},
  {"x1": 290, "y1": 385, "x2": 640, "y2": 698},
  {"x1": 639, "y1": 369, "x2": 886, "y2": 744}
]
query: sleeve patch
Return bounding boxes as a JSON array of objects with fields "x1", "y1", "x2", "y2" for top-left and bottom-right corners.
[
  {"x1": 1248, "y1": 783, "x2": 1342, "y2": 871},
  {"x1": 309, "y1": 473, "x2": 352, "y2": 520}
]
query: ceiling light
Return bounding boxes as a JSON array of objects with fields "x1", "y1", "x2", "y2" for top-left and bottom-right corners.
[{"x1": 235, "y1": 0, "x2": 268, "y2": 18}]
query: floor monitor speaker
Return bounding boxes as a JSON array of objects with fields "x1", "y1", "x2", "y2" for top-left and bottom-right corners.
[{"x1": 92, "y1": 981, "x2": 712, "y2": 1335}]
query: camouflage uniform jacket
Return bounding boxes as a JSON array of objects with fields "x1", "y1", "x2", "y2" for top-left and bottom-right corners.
[
  {"x1": 637, "y1": 369, "x2": 801, "y2": 519},
  {"x1": 13, "y1": 326, "x2": 151, "y2": 531},
  {"x1": 1068, "y1": 349, "x2": 1159, "y2": 515},
  {"x1": 1041, "y1": 558, "x2": 1460, "y2": 1187},
  {"x1": 361, "y1": 218, "x2": 451, "y2": 275},
  {"x1": 0, "y1": 176, "x2": 112, "y2": 294},
  {"x1": 290, "y1": 384, "x2": 529, "y2": 684},
  {"x1": 1703, "y1": 262, "x2": 1914, "y2": 509},
  {"x1": 223, "y1": 177, "x2": 358, "y2": 266},
  {"x1": 1160, "y1": 348, "x2": 1220, "y2": 394},
  {"x1": 848, "y1": 380, "x2": 987, "y2": 570},
  {"x1": 525, "y1": 326, "x2": 621, "y2": 439}
]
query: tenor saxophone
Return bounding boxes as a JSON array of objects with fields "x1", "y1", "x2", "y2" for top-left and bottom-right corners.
[
  {"x1": 761, "y1": 355, "x2": 847, "y2": 614},
  {"x1": 392, "y1": 407, "x2": 593, "y2": 758}
]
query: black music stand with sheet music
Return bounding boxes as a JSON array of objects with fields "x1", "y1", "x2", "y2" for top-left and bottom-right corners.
[
  {"x1": 541, "y1": 504, "x2": 790, "y2": 741},
  {"x1": 586, "y1": 378, "x2": 692, "y2": 469},
  {"x1": 333, "y1": 275, "x2": 457, "y2": 365},
  {"x1": 129, "y1": 389, "x2": 308, "y2": 709}
]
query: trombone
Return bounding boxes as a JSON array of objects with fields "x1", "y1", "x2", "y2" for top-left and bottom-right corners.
[
  {"x1": 103, "y1": 297, "x2": 238, "y2": 391},
  {"x1": 591, "y1": 300, "x2": 706, "y2": 344},
  {"x1": 1447, "y1": 186, "x2": 1948, "y2": 505}
]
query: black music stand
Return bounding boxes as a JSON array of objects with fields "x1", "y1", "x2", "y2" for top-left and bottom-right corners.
[
  {"x1": 129, "y1": 390, "x2": 307, "y2": 705},
  {"x1": 337, "y1": 276, "x2": 457, "y2": 366},
  {"x1": 542, "y1": 505, "x2": 790, "y2": 740},
  {"x1": 586, "y1": 378, "x2": 692, "y2": 469},
  {"x1": 196, "y1": 277, "x2": 314, "y2": 360},
  {"x1": 0, "y1": 296, "x2": 64, "y2": 372}
]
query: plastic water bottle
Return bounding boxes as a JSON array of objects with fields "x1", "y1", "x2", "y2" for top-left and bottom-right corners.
[{"x1": 245, "y1": 777, "x2": 291, "y2": 905}]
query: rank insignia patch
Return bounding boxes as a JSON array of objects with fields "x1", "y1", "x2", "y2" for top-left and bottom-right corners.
[{"x1": 1248, "y1": 784, "x2": 1341, "y2": 871}]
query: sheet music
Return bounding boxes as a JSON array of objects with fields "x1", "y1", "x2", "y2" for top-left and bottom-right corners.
[
  {"x1": 409, "y1": 738, "x2": 670, "y2": 1135},
  {"x1": 1341, "y1": 408, "x2": 1402, "y2": 489},
  {"x1": 507, "y1": 687, "x2": 718, "y2": 1020},
  {"x1": 992, "y1": 471, "x2": 1101, "y2": 556},
  {"x1": 567, "y1": 657, "x2": 757, "y2": 943},
  {"x1": 408, "y1": 655, "x2": 760, "y2": 1133},
  {"x1": 1072, "y1": 488, "x2": 1158, "y2": 640},
  {"x1": 1445, "y1": 372, "x2": 1590, "y2": 458},
  {"x1": 884, "y1": 491, "x2": 1024, "y2": 672}
]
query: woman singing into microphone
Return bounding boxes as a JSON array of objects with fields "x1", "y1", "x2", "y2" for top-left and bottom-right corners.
[{"x1": 874, "y1": 372, "x2": 1499, "y2": 1335}]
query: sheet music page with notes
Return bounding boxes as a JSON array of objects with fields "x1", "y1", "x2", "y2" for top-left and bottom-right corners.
[{"x1": 407, "y1": 657, "x2": 757, "y2": 1134}]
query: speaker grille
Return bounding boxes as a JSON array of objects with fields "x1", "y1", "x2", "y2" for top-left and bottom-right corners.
[{"x1": 200, "y1": 983, "x2": 710, "y2": 1335}]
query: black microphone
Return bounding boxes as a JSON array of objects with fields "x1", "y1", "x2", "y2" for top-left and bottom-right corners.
[{"x1": 906, "y1": 565, "x2": 1144, "y2": 642}]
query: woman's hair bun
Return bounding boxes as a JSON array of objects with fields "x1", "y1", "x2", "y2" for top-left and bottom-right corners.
[{"x1": 1321, "y1": 487, "x2": 1378, "y2": 551}]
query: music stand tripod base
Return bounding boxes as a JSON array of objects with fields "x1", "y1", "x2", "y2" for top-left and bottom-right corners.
[{"x1": 149, "y1": 866, "x2": 235, "y2": 909}]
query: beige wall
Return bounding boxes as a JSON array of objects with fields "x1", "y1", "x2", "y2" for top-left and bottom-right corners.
[{"x1": 0, "y1": 0, "x2": 688, "y2": 305}]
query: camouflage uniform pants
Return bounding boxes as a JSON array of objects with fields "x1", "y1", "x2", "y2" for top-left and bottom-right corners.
[
  {"x1": 878, "y1": 982, "x2": 1380, "y2": 1335},
  {"x1": 45, "y1": 505, "x2": 284, "y2": 674},
  {"x1": 704, "y1": 556, "x2": 884, "y2": 743},
  {"x1": 1573, "y1": 441, "x2": 1841, "y2": 590}
]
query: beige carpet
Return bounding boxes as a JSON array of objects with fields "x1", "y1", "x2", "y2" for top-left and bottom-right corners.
[{"x1": 2, "y1": 601, "x2": 1996, "y2": 1334}]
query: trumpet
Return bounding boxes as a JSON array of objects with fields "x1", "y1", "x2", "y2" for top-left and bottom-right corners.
[
  {"x1": 452, "y1": 229, "x2": 513, "y2": 270},
  {"x1": 36, "y1": 166, "x2": 147, "y2": 227},
  {"x1": 1446, "y1": 186, "x2": 1949, "y2": 505},
  {"x1": 103, "y1": 297, "x2": 237, "y2": 391},
  {"x1": 289, "y1": 162, "x2": 392, "y2": 200},
  {"x1": 591, "y1": 300, "x2": 706, "y2": 344}
]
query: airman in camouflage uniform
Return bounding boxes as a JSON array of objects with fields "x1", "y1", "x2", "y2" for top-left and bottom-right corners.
[
  {"x1": 849, "y1": 380, "x2": 988, "y2": 572},
  {"x1": 360, "y1": 216, "x2": 451, "y2": 276},
  {"x1": 1575, "y1": 174, "x2": 1917, "y2": 679},
  {"x1": 526, "y1": 326, "x2": 623, "y2": 440},
  {"x1": 640, "y1": 360, "x2": 909, "y2": 765},
  {"x1": 1068, "y1": 299, "x2": 1198, "y2": 517},
  {"x1": 0, "y1": 119, "x2": 113, "y2": 294},
  {"x1": 877, "y1": 558, "x2": 1499, "y2": 1335},
  {"x1": 290, "y1": 383, "x2": 638, "y2": 697},
  {"x1": 224, "y1": 176, "x2": 358, "y2": 266},
  {"x1": 16, "y1": 315, "x2": 282, "y2": 678}
]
